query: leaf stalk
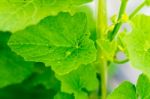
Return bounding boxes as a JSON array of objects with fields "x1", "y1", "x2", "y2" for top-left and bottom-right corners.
[
  {"x1": 129, "y1": 1, "x2": 146, "y2": 19},
  {"x1": 108, "y1": 0, "x2": 128, "y2": 41}
]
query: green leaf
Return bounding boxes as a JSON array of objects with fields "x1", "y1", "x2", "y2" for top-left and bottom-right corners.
[
  {"x1": 75, "y1": 6, "x2": 95, "y2": 31},
  {"x1": 56, "y1": 65, "x2": 98, "y2": 99},
  {"x1": 107, "y1": 81, "x2": 136, "y2": 99},
  {"x1": 54, "y1": 92, "x2": 74, "y2": 99},
  {"x1": 29, "y1": 63, "x2": 60, "y2": 90},
  {"x1": 74, "y1": 6, "x2": 97, "y2": 41},
  {"x1": 0, "y1": 83, "x2": 57, "y2": 99},
  {"x1": 0, "y1": 0, "x2": 92, "y2": 32},
  {"x1": 0, "y1": 32, "x2": 34, "y2": 88},
  {"x1": 0, "y1": 32, "x2": 10, "y2": 46},
  {"x1": 124, "y1": 15, "x2": 150, "y2": 76},
  {"x1": 136, "y1": 74, "x2": 150, "y2": 99},
  {"x1": 8, "y1": 12, "x2": 97, "y2": 75}
]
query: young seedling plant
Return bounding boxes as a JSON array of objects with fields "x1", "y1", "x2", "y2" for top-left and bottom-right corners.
[{"x1": 0, "y1": 0, "x2": 150, "y2": 99}]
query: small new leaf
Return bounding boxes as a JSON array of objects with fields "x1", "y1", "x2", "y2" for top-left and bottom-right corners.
[
  {"x1": 107, "y1": 81, "x2": 136, "y2": 99},
  {"x1": 56, "y1": 65, "x2": 98, "y2": 99},
  {"x1": 97, "y1": 39, "x2": 117, "y2": 62},
  {"x1": 136, "y1": 74, "x2": 150, "y2": 99}
]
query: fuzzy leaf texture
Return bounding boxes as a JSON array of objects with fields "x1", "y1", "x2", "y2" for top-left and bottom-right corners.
[
  {"x1": 8, "y1": 12, "x2": 97, "y2": 75},
  {"x1": 124, "y1": 15, "x2": 150, "y2": 76},
  {"x1": 0, "y1": 32, "x2": 34, "y2": 88},
  {"x1": 0, "y1": 0, "x2": 92, "y2": 32},
  {"x1": 56, "y1": 65, "x2": 98, "y2": 99},
  {"x1": 136, "y1": 74, "x2": 150, "y2": 99},
  {"x1": 107, "y1": 81, "x2": 136, "y2": 99}
]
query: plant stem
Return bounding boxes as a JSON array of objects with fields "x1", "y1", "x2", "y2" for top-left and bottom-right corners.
[
  {"x1": 114, "y1": 58, "x2": 129, "y2": 64},
  {"x1": 97, "y1": 0, "x2": 107, "y2": 99},
  {"x1": 97, "y1": 0, "x2": 107, "y2": 38},
  {"x1": 108, "y1": 0, "x2": 128, "y2": 41},
  {"x1": 99, "y1": 56, "x2": 107, "y2": 99},
  {"x1": 129, "y1": 1, "x2": 146, "y2": 19}
]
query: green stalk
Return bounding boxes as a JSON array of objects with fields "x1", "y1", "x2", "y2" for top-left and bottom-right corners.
[
  {"x1": 97, "y1": 0, "x2": 107, "y2": 99},
  {"x1": 99, "y1": 56, "x2": 107, "y2": 99},
  {"x1": 129, "y1": 1, "x2": 146, "y2": 19},
  {"x1": 97, "y1": 0, "x2": 107, "y2": 37},
  {"x1": 108, "y1": 0, "x2": 128, "y2": 41},
  {"x1": 114, "y1": 58, "x2": 129, "y2": 64}
]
